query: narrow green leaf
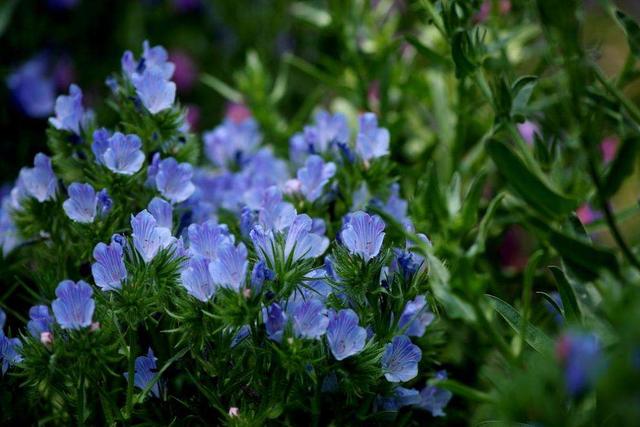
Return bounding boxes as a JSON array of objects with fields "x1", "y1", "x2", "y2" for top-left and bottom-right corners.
[
  {"x1": 602, "y1": 135, "x2": 639, "y2": 197},
  {"x1": 468, "y1": 192, "x2": 504, "y2": 256},
  {"x1": 616, "y1": 9, "x2": 640, "y2": 57},
  {"x1": 487, "y1": 139, "x2": 578, "y2": 218},
  {"x1": 511, "y1": 75, "x2": 538, "y2": 120},
  {"x1": 459, "y1": 171, "x2": 488, "y2": 231},
  {"x1": 405, "y1": 35, "x2": 452, "y2": 69},
  {"x1": 485, "y1": 294, "x2": 554, "y2": 354},
  {"x1": 200, "y1": 74, "x2": 243, "y2": 103},
  {"x1": 290, "y1": 2, "x2": 331, "y2": 28},
  {"x1": 549, "y1": 266, "x2": 581, "y2": 323}
]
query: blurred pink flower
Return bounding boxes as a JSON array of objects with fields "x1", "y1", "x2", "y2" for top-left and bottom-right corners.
[
  {"x1": 474, "y1": 1, "x2": 492, "y2": 23},
  {"x1": 499, "y1": 0, "x2": 512, "y2": 15},
  {"x1": 225, "y1": 102, "x2": 251, "y2": 123},
  {"x1": 576, "y1": 204, "x2": 602, "y2": 225},
  {"x1": 517, "y1": 120, "x2": 540, "y2": 145},
  {"x1": 600, "y1": 136, "x2": 619, "y2": 164},
  {"x1": 170, "y1": 50, "x2": 198, "y2": 93}
]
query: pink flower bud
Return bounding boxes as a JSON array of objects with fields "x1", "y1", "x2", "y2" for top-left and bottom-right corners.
[
  {"x1": 40, "y1": 331, "x2": 53, "y2": 347},
  {"x1": 228, "y1": 407, "x2": 239, "y2": 417}
]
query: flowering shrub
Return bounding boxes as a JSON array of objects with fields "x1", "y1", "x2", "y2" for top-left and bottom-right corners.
[{"x1": 2, "y1": 1, "x2": 640, "y2": 426}]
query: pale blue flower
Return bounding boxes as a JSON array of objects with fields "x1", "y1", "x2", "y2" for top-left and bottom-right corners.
[
  {"x1": 292, "y1": 299, "x2": 328, "y2": 340},
  {"x1": 381, "y1": 335, "x2": 422, "y2": 382},
  {"x1": 326, "y1": 309, "x2": 366, "y2": 360},
  {"x1": 398, "y1": 295, "x2": 434, "y2": 338},
  {"x1": 101, "y1": 132, "x2": 145, "y2": 175},
  {"x1": 92, "y1": 241, "x2": 127, "y2": 291},
  {"x1": 250, "y1": 260, "x2": 274, "y2": 294},
  {"x1": 204, "y1": 118, "x2": 261, "y2": 168},
  {"x1": 180, "y1": 256, "x2": 216, "y2": 302},
  {"x1": 416, "y1": 371, "x2": 453, "y2": 417},
  {"x1": 284, "y1": 214, "x2": 330, "y2": 262},
  {"x1": 249, "y1": 225, "x2": 276, "y2": 265},
  {"x1": 263, "y1": 302, "x2": 287, "y2": 342},
  {"x1": 122, "y1": 41, "x2": 175, "y2": 81},
  {"x1": 51, "y1": 280, "x2": 95, "y2": 330},
  {"x1": 63, "y1": 182, "x2": 98, "y2": 223},
  {"x1": 297, "y1": 155, "x2": 336, "y2": 202},
  {"x1": 96, "y1": 189, "x2": 113, "y2": 217},
  {"x1": 123, "y1": 348, "x2": 160, "y2": 398},
  {"x1": 258, "y1": 186, "x2": 296, "y2": 232},
  {"x1": 132, "y1": 69, "x2": 176, "y2": 114},
  {"x1": 91, "y1": 128, "x2": 111, "y2": 163},
  {"x1": 187, "y1": 220, "x2": 234, "y2": 260},
  {"x1": 341, "y1": 211, "x2": 385, "y2": 261},
  {"x1": 376, "y1": 387, "x2": 421, "y2": 412},
  {"x1": 148, "y1": 197, "x2": 173, "y2": 230},
  {"x1": 304, "y1": 110, "x2": 349, "y2": 154},
  {"x1": 556, "y1": 332, "x2": 606, "y2": 396},
  {"x1": 209, "y1": 243, "x2": 248, "y2": 291},
  {"x1": 381, "y1": 183, "x2": 408, "y2": 223},
  {"x1": 355, "y1": 113, "x2": 389, "y2": 161},
  {"x1": 6, "y1": 55, "x2": 55, "y2": 118},
  {"x1": 0, "y1": 335, "x2": 22, "y2": 375},
  {"x1": 0, "y1": 308, "x2": 5, "y2": 332},
  {"x1": 21, "y1": 153, "x2": 57, "y2": 202},
  {"x1": 131, "y1": 210, "x2": 175, "y2": 263},
  {"x1": 49, "y1": 84, "x2": 84, "y2": 134},
  {"x1": 0, "y1": 198, "x2": 21, "y2": 256},
  {"x1": 155, "y1": 157, "x2": 195, "y2": 203},
  {"x1": 288, "y1": 268, "x2": 333, "y2": 306},
  {"x1": 27, "y1": 305, "x2": 54, "y2": 338}
]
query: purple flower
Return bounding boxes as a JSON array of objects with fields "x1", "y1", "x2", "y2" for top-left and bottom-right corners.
[
  {"x1": 304, "y1": 110, "x2": 350, "y2": 154},
  {"x1": 21, "y1": 153, "x2": 57, "y2": 202},
  {"x1": 63, "y1": 182, "x2": 98, "y2": 223},
  {"x1": 0, "y1": 335, "x2": 22, "y2": 375},
  {"x1": 556, "y1": 332, "x2": 605, "y2": 396},
  {"x1": 92, "y1": 241, "x2": 127, "y2": 291},
  {"x1": 284, "y1": 214, "x2": 330, "y2": 262},
  {"x1": 27, "y1": 305, "x2": 54, "y2": 338},
  {"x1": 155, "y1": 157, "x2": 195, "y2": 203},
  {"x1": 99, "y1": 132, "x2": 145, "y2": 175},
  {"x1": 180, "y1": 256, "x2": 216, "y2": 302},
  {"x1": 297, "y1": 155, "x2": 336, "y2": 202},
  {"x1": 326, "y1": 309, "x2": 366, "y2": 360},
  {"x1": 263, "y1": 303, "x2": 287, "y2": 342},
  {"x1": 341, "y1": 211, "x2": 385, "y2": 261},
  {"x1": 381, "y1": 335, "x2": 422, "y2": 382},
  {"x1": 416, "y1": 371, "x2": 453, "y2": 417},
  {"x1": 49, "y1": 84, "x2": 84, "y2": 134},
  {"x1": 204, "y1": 118, "x2": 261, "y2": 168},
  {"x1": 51, "y1": 280, "x2": 95, "y2": 330},
  {"x1": 209, "y1": 243, "x2": 248, "y2": 291},
  {"x1": 6, "y1": 55, "x2": 55, "y2": 118},
  {"x1": 123, "y1": 348, "x2": 160, "y2": 398},
  {"x1": 187, "y1": 220, "x2": 234, "y2": 260},
  {"x1": 398, "y1": 295, "x2": 434, "y2": 337},
  {"x1": 517, "y1": 120, "x2": 540, "y2": 145},
  {"x1": 355, "y1": 113, "x2": 389, "y2": 161},
  {"x1": 292, "y1": 299, "x2": 329, "y2": 339},
  {"x1": 132, "y1": 69, "x2": 176, "y2": 114},
  {"x1": 131, "y1": 210, "x2": 175, "y2": 263},
  {"x1": 148, "y1": 197, "x2": 173, "y2": 230}
]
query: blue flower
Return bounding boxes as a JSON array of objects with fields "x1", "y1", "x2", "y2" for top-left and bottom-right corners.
[
  {"x1": 123, "y1": 348, "x2": 160, "y2": 398},
  {"x1": 92, "y1": 241, "x2": 127, "y2": 291},
  {"x1": 148, "y1": 197, "x2": 173, "y2": 230},
  {"x1": 250, "y1": 225, "x2": 276, "y2": 266},
  {"x1": 180, "y1": 256, "x2": 216, "y2": 302},
  {"x1": 340, "y1": 211, "x2": 385, "y2": 262},
  {"x1": 96, "y1": 189, "x2": 113, "y2": 217},
  {"x1": 288, "y1": 268, "x2": 333, "y2": 306},
  {"x1": 0, "y1": 308, "x2": 5, "y2": 332},
  {"x1": 101, "y1": 132, "x2": 145, "y2": 175},
  {"x1": 131, "y1": 210, "x2": 175, "y2": 263},
  {"x1": 398, "y1": 295, "x2": 434, "y2": 337},
  {"x1": 258, "y1": 187, "x2": 296, "y2": 232},
  {"x1": 209, "y1": 243, "x2": 248, "y2": 291},
  {"x1": 132, "y1": 69, "x2": 176, "y2": 114},
  {"x1": 231, "y1": 325, "x2": 251, "y2": 348},
  {"x1": 6, "y1": 55, "x2": 55, "y2": 118},
  {"x1": 204, "y1": 118, "x2": 261, "y2": 168},
  {"x1": 91, "y1": 128, "x2": 111, "y2": 164},
  {"x1": 556, "y1": 332, "x2": 606, "y2": 396},
  {"x1": 27, "y1": 305, "x2": 54, "y2": 338},
  {"x1": 284, "y1": 214, "x2": 330, "y2": 262},
  {"x1": 304, "y1": 110, "x2": 350, "y2": 154},
  {"x1": 122, "y1": 41, "x2": 175, "y2": 81},
  {"x1": 263, "y1": 302, "x2": 287, "y2": 342},
  {"x1": 155, "y1": 157, "x2": 195, "y2": 203},
  {"x1": 0, "y1": 198, "x2": 21, "y2": 256},
  {"x1": 250, "y1": 260, "x2": 274, "y2": 294},
  {"x1": 0, "y1": 335, "x2": 22, "y2": 375},
  {"x1": 376, "y1": 387, "x2": 421, "y2": 412},
  {"x1": 355, "y1": 113, "x2": 389, "y2": 161},
  {"x1": 326, "y1": 309, "x2": 366, "y2": 360},
  {"x1": 381, "y1": 183, "x2": 408, "y2": 223},
  {"x1": 381, "y1": 335, "x2": 422, "y2": 382},
  {"x1": 49, "y1": 84, "x2": 84, "y2": 134},
  {"x1": 416, "y1": 371, "x2": 453, "y2": 417},
  {"x1": 20, "y1": 153, "x2": 57, "y2": 202},
  {"x1": 297, "y1": 155, "x2": 336, "y2": 202},
  {"x1": 187, "y1": 220, "x2": 234, "y2": 260},
  {"x1": 292, "y1": 299, "x2": 329, "y2": 340},
  {"x1": 63, "y1": 182, "x2": 99, "y2": 223},
  {"x1": 51, "y1": 280, "x2": 95, "y2": 330}
]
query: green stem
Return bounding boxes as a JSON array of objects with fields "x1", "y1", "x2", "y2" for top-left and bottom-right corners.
[
  {"x1": 518, "y1": 251, "x2": 544, "y2": 359},
  {"x1": 593, "y1": 64, "x2": 640, "y2": 127},
  {"x1": 125, "y1": 329, "x2": 137, "y2": 421}
]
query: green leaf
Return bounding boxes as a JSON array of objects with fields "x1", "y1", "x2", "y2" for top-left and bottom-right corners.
[
  {"x1": 290, "y1": 2, "x2": 331, "y2": 27},
  {"x1": 510, "y1": 75, "x2": 538, "y2": 121},
  {"x1": 602, "y1": 135, "x2": 639, "y2": 197},
  {"x1": 468, "y1": 192, "x2": 504, "y2": 256},
  {"x1": 405, "y1": 35, "x2": 452, "y2": 69},
  {"x1": 451, "y1": 31, "x2": 476, "y2": 79},
  {"x1": 616, "y1": 9, "x2": 640, "y2": 57},
  {"x1": 549, "y1": 266, "x2": 581, "y2": 323},
  {"x1": 200, "y1": 74, "x2": 243, "y2": 103},
  {"x1": 487, "y1": 139, "x2": 578, "y2": 218},
  {"x1": 459, "y1": 171, "x2": 488, "y2": 231},
  {"x1": 485, "y1": 294, "x2": 554, "y2": 354},
  {"x1": 426, "y1": 252, "x2": 476, "y2": 322}
]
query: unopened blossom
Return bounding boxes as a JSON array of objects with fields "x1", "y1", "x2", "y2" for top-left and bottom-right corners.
[
  {"x1": 250, "y1": 260, "x2": 274, "y2": 294},
  {"x1": 91, "y1": 240, "x2": 127, "y2": 291},
  {"x1": 27, "y1": 305, "x2": 54, "y2": 338},
  {"x1": 263, "y1": 302, "x2": 287, "y2": 342},
  {"x1": 326, "y1": 309, "x2": 366, "y2": 360},
  {"x1": 297, "y1": 155, "x2": 336, "y2": 202},
  {"x1": 355, "y1": 113, "x2": 389, "y2": 161},
  {"x1": 381, "y1": 335, "x2": 422, "y2": 382},
  {"x1": 341, "y1": 211, "x2": 385, "y2": 262},
  {"x1": 123, "y1": 348, "x2": 160, "y2": 398}
]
